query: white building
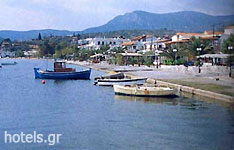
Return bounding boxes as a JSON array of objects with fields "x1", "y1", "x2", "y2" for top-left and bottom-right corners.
[
  {"x1": 121, "y1": 41, "x2": 138, "y2": 52},
  {"x1": 224, "y1": 26, "x2": 234, "y2": 35},
  {"x1": 121, "y1": 35, "x2": 168, "y2": 53},
  {"x1": 0, "y1": 50, "x2": 15, "y2": 58},
  {"x1": 221, "y1": 26, "x2": 234, "y2": 43},
  {"x1": 77, "y1": 37, "x2": 130, "y2": 50},
  {"x1": 23, "y1": 50, "x2": 38, "y2": 57},
  {"x1": 171, "y1": 31, "x2": 223, "y2": 42},
  {"x1": 142, "y1": 38, "x2": 168, "y2": 52}
]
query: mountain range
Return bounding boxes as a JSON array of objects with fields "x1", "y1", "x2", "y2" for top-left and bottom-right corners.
[
  {"x1": 83, "y1": 11, "x2": 234, "y2": 33},
  {"x1": 1, "y1": 11, "x2": 234, "y2": 41}
]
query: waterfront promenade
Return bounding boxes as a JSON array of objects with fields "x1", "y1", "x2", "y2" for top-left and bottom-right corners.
[{"x1": 67, "y1": 60, "x2": 234, "y2": 102}]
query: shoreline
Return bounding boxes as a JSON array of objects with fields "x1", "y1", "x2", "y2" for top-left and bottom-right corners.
[
  {"x1": 2, "y1": 58, "x2": 234, "y2": 104},
  {"x1": 66, "y1": 60, "x2": 234, "y2": 104}
]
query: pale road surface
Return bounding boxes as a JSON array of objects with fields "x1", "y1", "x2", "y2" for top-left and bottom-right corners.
[{"x1": 67, "y1": 61, "x2": 234, "y2": 88}]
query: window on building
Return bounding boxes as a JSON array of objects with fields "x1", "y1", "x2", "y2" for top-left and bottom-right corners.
[
  {"x1": 98, "y1": 41, "x2": 100, "y2": 45},
  {"x1": 102, "y1": 41, "x2": 104, "y2": 45}
]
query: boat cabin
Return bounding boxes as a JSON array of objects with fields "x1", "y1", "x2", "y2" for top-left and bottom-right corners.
[{"x1": 54, "y1": 61, "x2": 75, "y2": 72}]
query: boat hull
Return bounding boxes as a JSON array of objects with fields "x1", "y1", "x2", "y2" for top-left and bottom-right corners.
[
  {"x1": 94, "y1": 72, "x2": 124, "y2": 80},
  {"x1": 113, "y1": 85, "x2": 176, "y2": 97},
  {"x1": 1, "y1": 62, "x2": 17, "y2": 65},
  {"x1": 95, "y1": 78, "x2": 147, "y2": 86},
  {"x1": 34, "y1": 68, "x2": 91, "y2": 80}
]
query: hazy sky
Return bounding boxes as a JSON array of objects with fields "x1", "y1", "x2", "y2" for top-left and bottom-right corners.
[{"x1": 0, "y1": 0, "x2": 233, "y2": 31}]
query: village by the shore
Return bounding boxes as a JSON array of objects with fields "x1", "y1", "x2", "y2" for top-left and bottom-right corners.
[{"x1": 1, "y1": 26, "x2": 234, "y2": 103}]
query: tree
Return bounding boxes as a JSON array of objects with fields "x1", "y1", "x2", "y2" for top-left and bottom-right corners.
[
  {"x1": 55, "y1": 50, "x2": 62, "y2": 58},
  {"x1": 163, "y1": 37, "x2": 213, "y2": 63},
  {"x1": 143, "y1": 56, "x2": 153, "y2": 67},
  {"x1": 39, "y1": 40, "x2": 54, "y2": 57},
  {"x1": 222, "y1": 34, "x2": 234, "y2": 66},
  {"x1": 128, "y1": 57, "x2": 138, "y2": 66},
  {"x1": 162, "y1": 45, "x2": 176, "y2": 60},
  {"x1": 222, "y1": 34, "x2": 234, "y2": 54},
  {"x1": 16, "y1": 50, "x2": 24, "y2": 57},
  {"x1": 38, "y1": 33, "x2": 42, "y2": 40},
  {"x1": 116, "y1": 53, "x2": 124, "y2": 65}
]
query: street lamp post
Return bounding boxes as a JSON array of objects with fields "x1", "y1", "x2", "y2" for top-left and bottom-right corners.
[
  {"x1": 197, "y1": 48, "x2": 202, "y2": 73},
  {"x1": 228, "y1": 46, "x2": 233, "y2": 77},
  {"x1": 155, "y1": 53, "x2": 159, "y2": 68},
  {"x1": 173, "y1": 49, "x2": 177, "y2": 64},
  {"x1": 155, "y1": 50, "x2": 163, "y2": 68}
]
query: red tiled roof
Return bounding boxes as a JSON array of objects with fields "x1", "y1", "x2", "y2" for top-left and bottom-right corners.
[
  {"x1": 133, "y1": 36, "x2": 145, "y2": 41},
  {"x1": 154, "y1": 39, "x2": 171, "y2": 43},
  {"x1": 165, "y1": 40, "x2": 189, "y2": 44},
  {"x1": 121, "y1": 41, "x2": 136, "y2": 46},
  {"x1": 200, "y1": 36, "x2": 219, "y2": 40},
  {"x1": 176, "y1": 32, "x2": 204, "y2": 36},
  {"x1": 225, "y1": 26, "x2": 234, "y2": 29},
  {"x1": 204, "y1": 31, "x2": 223, "y2": 35},
  {"x1": 132, "y1": 34, "x2": 153, "y2": 41}
]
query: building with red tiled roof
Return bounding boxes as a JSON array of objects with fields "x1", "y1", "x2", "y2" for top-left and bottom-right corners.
[
  {"x1": 132, "y1": 35, "x2": 154, "y2": 42},
  {"x1": 225, "y1": 26, "x2": 234, "y2": 29},
  {"x1": 204, "y1": 31, "x2": 223, "y2": 36},
  {"x1": 172, "y1": 31, "x2": 223, "y2": 43},
  {"x1": 224, "y1": 26, "x2": 234, "y2": 35},
  {"x1": 172, "y1": 32, "x2": 203, "y2": 42},
  {"x1": 121, "y1": 41, "x2": 136, "y2": 46}
]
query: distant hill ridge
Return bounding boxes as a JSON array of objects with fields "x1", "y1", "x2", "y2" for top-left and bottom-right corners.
[
  {"x1": 83, "y1": 10, "x2": 234, "y2": 33},
  {"x1": 0, "y1": 11, "x2": 234, "y2": 41},
  {"x1": 0, "y1": 29, "x2": 77, "y2": 41}
]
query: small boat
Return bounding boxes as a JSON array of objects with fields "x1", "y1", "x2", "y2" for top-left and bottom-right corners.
[
  {"x1": 1, "y1": 62, "x2": 17, "y2": 65},
  {"x1": 94, "y1": 72, "x2": 124, "y2": 80},
  {"x1": 113, "y1": 85, "x2": 176, "y2": 97},
  {"x1": 34, "y1": 61, "x2": 91, "y2": 80},
  {"x1": 94, "y1": 78, "x2": 147, "y2": 86}
]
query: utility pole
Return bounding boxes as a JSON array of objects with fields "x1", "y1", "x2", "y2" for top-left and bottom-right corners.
[
  {"x1": 150, "y1": 34, "x2": 153, "y2": 51},
  {"x1": 228, "y1": 46, "x2": 233, "y2": 77},
  {"x1": 213, "y1": 24, "x2": 215, "y2": 52},
  {"x1": 197, "y1": 48, "x2": 202, "y2": 73}
]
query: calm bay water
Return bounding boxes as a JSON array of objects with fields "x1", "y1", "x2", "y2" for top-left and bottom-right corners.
[{"x1": 0, "y1": 59, "x2": 234, "y2": 150}]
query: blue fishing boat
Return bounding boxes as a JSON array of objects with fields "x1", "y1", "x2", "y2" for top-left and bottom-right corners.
[
  {"x1": 34, "y1": 61, "x2": 91, "y2": 80},
  {"x1": 1, "y1": 62, "x2": 17, "y2": 65}
]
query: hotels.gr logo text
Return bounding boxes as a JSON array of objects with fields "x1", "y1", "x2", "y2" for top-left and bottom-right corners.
[{"x1": 4, "y1": 131, "x2": 62, "y2": 146}]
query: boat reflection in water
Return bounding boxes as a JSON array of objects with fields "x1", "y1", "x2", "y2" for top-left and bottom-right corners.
[
  {"x1": 114, "y1": 95, "x2": 179, "y2": 105},
  {"x1": 114, "y1": 94, "x2": 211, "y2": 110}
]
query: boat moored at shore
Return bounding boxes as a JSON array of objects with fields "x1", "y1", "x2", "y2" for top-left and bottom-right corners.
[
  {"x1": 94, "y1": 72, "x2": 124, "y2": 80},
  {"x1": 1, "y1": 62, "x2": 17, "y2": 65},
  {"x1": 94, "y1": 77, "x2": 147, "y2": 86},
  {"x1": 113, "y1": 84, "x2": 176, "y2": 97},
  {"x1": 34, "y1": 61, "x2": 91, "y2": 80}
]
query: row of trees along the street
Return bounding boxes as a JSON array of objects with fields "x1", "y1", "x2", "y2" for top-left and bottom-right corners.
[{"x1": 36, "y1": 34, "x2": 234, "y2": 66}]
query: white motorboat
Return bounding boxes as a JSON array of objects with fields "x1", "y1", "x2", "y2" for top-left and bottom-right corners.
[
  {"x1": 113, "y1": 84, "x2": 176, "y2": 97},
  {"x1": 94, "y1": 78, "x2": 147, "y2": 86}
]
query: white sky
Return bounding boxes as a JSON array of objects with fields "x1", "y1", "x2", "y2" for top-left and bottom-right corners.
[{"x1": 0, "y1": 0, "x2": 233, "y2": 31}]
